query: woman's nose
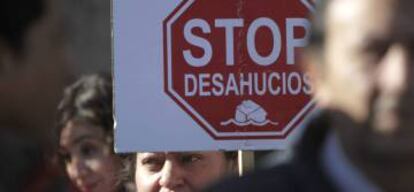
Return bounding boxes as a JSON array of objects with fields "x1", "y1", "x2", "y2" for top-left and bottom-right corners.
[
  {"x1": 69, "y1": 157, "x2": 90, "y2": 180},
  {"x1": 158, "y1": 161, "x2": 185, "y2": 190}
]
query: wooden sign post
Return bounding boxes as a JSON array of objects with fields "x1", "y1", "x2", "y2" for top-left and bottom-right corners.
[{"x1": 238, "y1": 150, "x2": 255, "y2": 176}]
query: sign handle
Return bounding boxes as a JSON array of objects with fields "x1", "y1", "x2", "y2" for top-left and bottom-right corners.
[{"x1": 238, "y1": 150, "x2": 255, "y2": 176}]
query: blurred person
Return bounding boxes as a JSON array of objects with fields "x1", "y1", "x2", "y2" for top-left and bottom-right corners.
[
  {"x1": 57, "y1": 74, "x2": 130, "y2": 192},
  {"x1": 0, "y1": 0, "x2": 67, "y2": 138},
  {"x1": 133, "y1": 151, "x2": 237, "y2": 192},
  {"x1": 0, "y1": 0, "x2": 69, "y2": 191},
  {"x1": 206, "y1": 0, "x2": 414, "y2": 191}
]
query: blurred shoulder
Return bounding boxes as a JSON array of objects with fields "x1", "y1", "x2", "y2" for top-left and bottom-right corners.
[
  {"x1": 205, "y1": 163, "x2": 299, "y2": 192},
  {"x1": 206, "y1": 159, "x2": 335, "y2": 192}
]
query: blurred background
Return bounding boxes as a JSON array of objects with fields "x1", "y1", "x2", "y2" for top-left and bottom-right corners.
[{"x1": 62, "y1": 0, "x2": 111, "y2": 75}]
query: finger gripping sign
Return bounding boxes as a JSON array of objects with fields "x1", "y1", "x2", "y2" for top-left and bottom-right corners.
[{"x1": 164, "y1": 0, "x2": 315, "y2": 139}]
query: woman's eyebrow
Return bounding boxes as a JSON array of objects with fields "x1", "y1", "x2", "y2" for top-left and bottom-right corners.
[
  {"x1": 71, "y1": 134, "x2": 100, "y2": 145},
  {"x1": 140, "y1": 153, "x2": 164, "y2": 158}
]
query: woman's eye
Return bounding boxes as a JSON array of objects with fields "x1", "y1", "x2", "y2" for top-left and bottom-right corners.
[
  {"x1": 181, "y1": 154, "x2": 201, "y2": 165},
  {"x1": 142, "y1": 157, "x2": 164, "y2": 172},
  {"x1": 80, "y1": 144, "x2": 99, "y2": 158}
]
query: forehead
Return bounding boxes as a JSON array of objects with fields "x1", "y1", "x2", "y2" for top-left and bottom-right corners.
[
  {"x1": 136, "y1": 152, "x2": 224, "y2": 159},
  {"x1": 326, "y1": 0, "x2": 414, "y2": 38},
  {"x1": 137, "y1": 152, "x2": 164, "y2": 158},
  {"x1": 137, "y1": 152, "x2": 192, "y2": 158},
  {"x1": 60, "y1": 120, "x2": 104, "y2": 146},
  {"x1": 327, "y1": 0, "x2": 392, "y2": 37}
]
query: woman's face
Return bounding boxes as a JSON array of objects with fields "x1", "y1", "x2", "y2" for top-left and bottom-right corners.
[
  {"x1": 59, "y1": 120, "x2": 120, "y2": 192},
  {"x1": 135, "y1": 152, "x2": 235, "y2": 192}
]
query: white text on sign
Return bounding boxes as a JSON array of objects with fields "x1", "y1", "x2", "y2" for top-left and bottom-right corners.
[
  {"x1": 182, "y1": 17, "x2": 312, "y2": 97},
  {"x1": 183, "y1": 17, "x2": 310, "y2": 66}
]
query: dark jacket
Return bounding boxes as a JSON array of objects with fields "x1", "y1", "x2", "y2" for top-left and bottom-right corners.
[{"x1": 205, "y1": 112, "x2": 338, "y2": 192}]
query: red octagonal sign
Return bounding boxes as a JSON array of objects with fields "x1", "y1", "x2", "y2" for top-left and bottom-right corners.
[{"x1": 164, "y1": 0, "x2": 315, "y2": 140}]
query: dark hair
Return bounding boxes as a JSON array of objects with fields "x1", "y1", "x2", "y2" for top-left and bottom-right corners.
[
  {"x1": 56, "y1": 74, "x2": 137, "y2": 191},
  {"x1": 0, "y1": 0, "x2": 45, "y2": 52},
  {"x1": 56, "y1": 74, "x2": 114, "y2": 142}
]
